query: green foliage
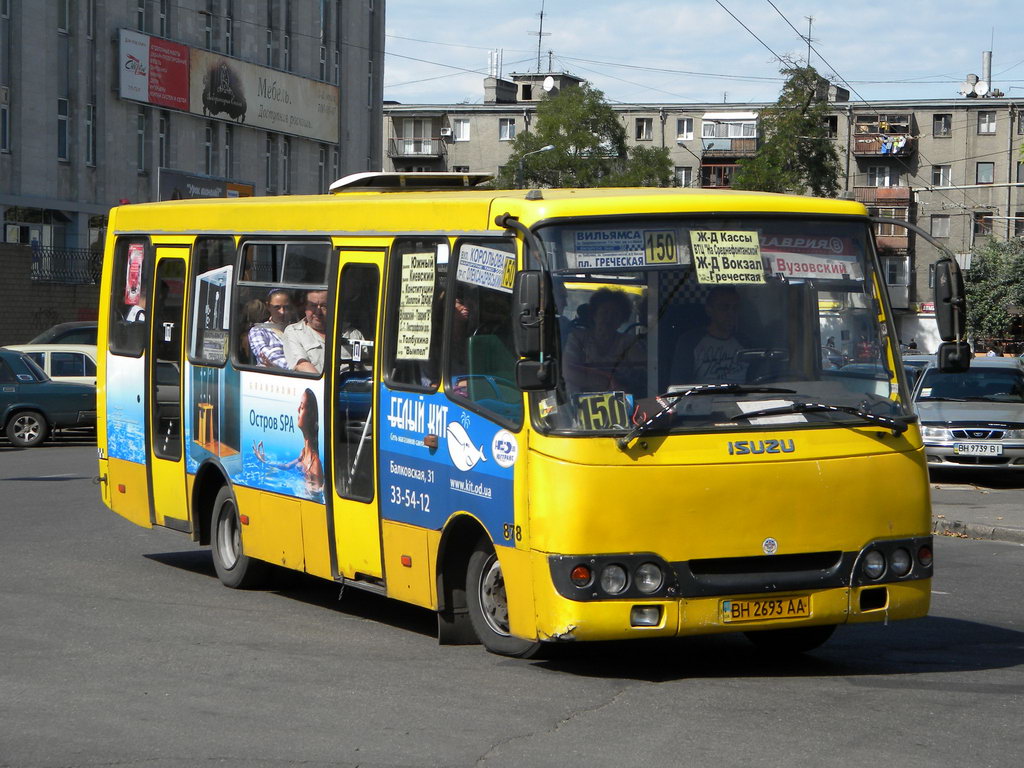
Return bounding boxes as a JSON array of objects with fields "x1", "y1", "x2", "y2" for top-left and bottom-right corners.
[
  {"x1": 496, "y1": 83, "x2": 672, "y2": 188},
  {"x1": 731, "y1": 65, "x2": 841, "y2": 197},
  {"x1": 964, "y1": 238, "x2": 1024, "y2": 342}
]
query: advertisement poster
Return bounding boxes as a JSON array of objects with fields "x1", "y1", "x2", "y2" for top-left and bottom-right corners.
[
  {"x1": 105, "y1": 352, "x2": 147, "y2": 464},
  {"x1": 118, "y1": 29, "x2": 189, "y2": 110},
  {"x1": 690, "y1": 230, "x2": 766, "y2": 285},
  {"x1": 379, "y1": 387, "x2": 515, "y2": 545},
  {"x1": 396, "y1": 252, "x2": 436, "y2": 361}
]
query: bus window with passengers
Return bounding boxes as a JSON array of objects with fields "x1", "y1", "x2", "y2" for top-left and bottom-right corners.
[{"x1": 96, "y1": 176, "x2": 969, "y2": 660}]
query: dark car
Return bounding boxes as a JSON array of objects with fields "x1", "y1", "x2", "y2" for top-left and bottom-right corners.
[
  {"x1": 29, "y1": 320, "x2": 98, "y2": 345},
  {"x1": 0, "y1": 348, "x2": 96, "y2": 447}
]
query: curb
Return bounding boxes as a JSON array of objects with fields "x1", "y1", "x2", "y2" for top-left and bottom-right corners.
[{"x1": 933, "y1": 518, "x2": 1024, "y2": 545}]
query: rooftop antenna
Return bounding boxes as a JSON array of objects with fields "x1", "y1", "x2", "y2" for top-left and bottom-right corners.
[
  {"x1": 804, "y1": 16, "x2": 814, "y2": 67},
  {"x1": 530, "y1": 0, "x2": 551, "y2": 73}
]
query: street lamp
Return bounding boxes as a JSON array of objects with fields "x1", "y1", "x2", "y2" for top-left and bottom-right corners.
[{"x1": 516, "y1": 144, "x2": 555, "y2": 189}]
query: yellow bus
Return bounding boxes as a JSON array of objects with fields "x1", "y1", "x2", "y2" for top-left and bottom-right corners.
[{"x1": 97, "y1": 173, "x2": 969, "y2": 657}]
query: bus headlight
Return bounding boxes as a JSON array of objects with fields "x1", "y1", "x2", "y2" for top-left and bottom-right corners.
[
  {"x1": 890, "y1": 548, "x2": 912, "y2": 577},
  {"x1": 634, "y1": 563, "x2": 664, "y2": 594},
  {"x1": 600, "y1": 564, "x2": 628, "y2": 595},
  {"x1": 862, "y1": 550, "x2": 886, "y2": 580}
]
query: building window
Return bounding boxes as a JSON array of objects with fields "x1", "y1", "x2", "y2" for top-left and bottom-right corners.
[
  {"x1": 881, "y1": 255, "x2": 908, "y2": 286},
  {"x1": 204, "y1": 123, "x2": 215, "y2": 175},
  {"x1": 225, "y1": 13, "x2": 234, "y2": 55},
  {"x1": 635, "y1": 117, "x2": 653, "y2": 141},
  {"x1": 57, "y1": 0, "x2": 70, "y2": 33},
  {"x1": 451, "y1": 165, "x2": 470, "y2": 173},
  {"x1": 136, "y1": 0, "x2": 146, "y2": 31},
  {"x1": 265, "y1": 28, "x2": 273, "y2": 66},
  {"x1": 318, "y1": 145, "x2": 327, "y2": 192},
  {"x1": 57, "y1": 98, "x2": 69, "y2": 161},
  {"x1": 870, "y1": 207, "x2": 907, "y2": 236},
  {"x1": 930, "y1": 215, "x2": 950, "y2": 238},
  {"x1": 136, "y1": 107, "x2": 147, "y2": 172},
  {"x1": 401, "y1": 118, "x2": 431, "y2": 155},
  {"x1": 933, "y1": 113, "x2": 952, "y2": 137},
  {"x1": 86, "y1": 0, "x2": 96, "y2": 38},
  {"x1": 453, "y1": 118, "x2": 470, "y2": 142},
  {"x1": 703, "y1": 120, "x2": 757, "y2": 139},
  {"x1": 332, "y1": 147, "x2": 339, "y2": 181},
  {"x1": 223, "y1": 125, "x2": 233, "y2": 178},
  {"x1": 499, "y1": 118, "x2": 516, "y2": 141},
  {"x1": 281, "y1": 137, "x2": 290, "y2": 193},
  {"x1": 977, "y1": 161, "x2": 995, "y2": 184},
  {"x1": 333, "y1": 49, "x2": 340, "y2": 84},
  {"x1": 974, "y1": 211, "x2": 993, "y2": 236},
  {"x1": 319, "y1": 46, "x2": 327, "y2": 80},
  {"x1": 265, "y1": 134, "x2": 277, "y2": 192},
  {"x1": 978, "y1": 111, "x2": 997, "y2": 134},
  {"x1": 867, "y1": 166, "x2": 898, "y2": 187},
  {"x1": 931, "y1": 165, "x2": 951, "y2": 187},
  {"x1": 676, "y1": 118, "x2": 693, "y2": 141},
  {"x1": 282, "y1": 34, "x2": 291, "y2": 71},
  {"x1": 1, "y1": 104, "x2": 11, "y2": 153},
  {"x1": 157, "y1": 111, "x2": 169, "y2": 168},
  {"x1": 203, "y1": 0, "x2": 214, "y2": 49},
  {"x1": 674, "y1": 166, "x2": 693, "y2": 188},
  {"x1": 1017, "y1": 161, "x2": 1024, "y2": 183},
  {"x1": 158, "y1": 0, "x2": 169, "y2": 38},
  {"x1": 1016, "y1": 212, "x2": 1024, "y2": 239}
]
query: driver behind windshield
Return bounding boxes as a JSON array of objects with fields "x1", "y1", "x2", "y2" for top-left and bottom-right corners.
[
  {"x1": 563, "y1": 288, "x2": 645, "y2": 392},
  {"x1": 672, "y1": 286, "x2": 753, "y2": 384}
]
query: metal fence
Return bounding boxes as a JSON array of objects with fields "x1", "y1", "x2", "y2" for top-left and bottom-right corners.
[{"x1": 30, "y1": 247, "x2": 102, "y2": 285}]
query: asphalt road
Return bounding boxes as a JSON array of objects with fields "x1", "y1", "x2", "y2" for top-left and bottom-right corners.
[{"x1": 1, "y1": 442, "x2": 1022, "y2": 768}]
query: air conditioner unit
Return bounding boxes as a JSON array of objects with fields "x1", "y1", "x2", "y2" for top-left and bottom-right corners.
[
  {"x1": 439, "y1": 127, "x2": 453, "y2": 137},
  {"x1": 0, "y1": 86, "x2": 9, "y2": 105}
]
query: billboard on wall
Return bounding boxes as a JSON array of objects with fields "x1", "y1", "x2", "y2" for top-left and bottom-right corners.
[
  {"x1": 189, "y1": 49, "x2": 339, "y2": 143},
  {"x1": 118, "y1": 29, "x2": 190, "y2": 110},
  {"x1": 158, "y1": 169, "x2": 255, "y2": 201},
  {"x1": 118, "y1": 29, "x2": 340, "y2": 144}
]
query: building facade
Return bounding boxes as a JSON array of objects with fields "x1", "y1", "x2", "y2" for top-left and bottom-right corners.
[
  {"x1": 383, "y1": 74, "x2": 1024, "y2": 348},
  {"x1": 0, "y1": 0, "x2": 384, "y2": 252}
]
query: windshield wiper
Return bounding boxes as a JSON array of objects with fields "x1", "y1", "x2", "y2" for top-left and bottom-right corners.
[
  {"x1": 730, "y1": 401, "x2": 908, "y2": 435},
  {"x1": 616, "y1": 384, "x2": 797, "y2": 450}
]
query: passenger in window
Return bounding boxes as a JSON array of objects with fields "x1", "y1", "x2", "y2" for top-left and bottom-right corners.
[
  {"x1": 563, "y1": 288, "x2": 645, "y2": 392},
  {"x1": 239, "y1": 298, "x2": 267, "y2": 366},
  {"x1": 283, "y1": 289, "x2": 329, "y2": 374},
  {"x1": 247, "y1": 289, "x2": 293, "y2": 368},
  {"x1": 126, "y1": 288, "x2": 147, "y2": 323}
]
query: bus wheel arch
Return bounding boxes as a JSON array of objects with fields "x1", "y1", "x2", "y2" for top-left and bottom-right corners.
[
  {"x1": 435, "y1": 515, "x2": 484, "y2": 646},
  {"x1": 191, "y1": 462, "x2": 230, "y2": 546},
  {"x1": 209, "y1": 484, "x2": 269, "y2": 589}
]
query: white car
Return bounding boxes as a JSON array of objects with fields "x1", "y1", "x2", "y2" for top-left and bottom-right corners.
[{"x1": 4, "y1": 344, "x2": 97, "y2": 387}]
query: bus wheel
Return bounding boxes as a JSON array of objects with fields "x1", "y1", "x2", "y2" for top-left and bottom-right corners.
[
  {"x1": 744, "y1": 625, "x2": 835, "y2": 654},
  {"x1": 210, "y1": 486, "x2": 268, "y2": 589},
  {"x1": 466, "y1": 538, "x2": 543, "y2": 658},
  {"x1": 6, "y1": 410, "x2": 48, "y2": 448}
]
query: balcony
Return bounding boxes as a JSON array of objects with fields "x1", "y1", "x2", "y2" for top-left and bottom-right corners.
[
  {"x1": 700, "y1": 138, "x2": 757, "y2": 158},
  {"x1": 852, "y1": 186, "x2": 911, "y2": 205},
  {"x1": 852, "y1": 134, "x2": 916, "y2": 157},
  {"x1": 386, "y1": 138, "x2": 446, "y2": 159},
  {"x1": 876, "y1": 233, "x2": 910, "y2": 251}
]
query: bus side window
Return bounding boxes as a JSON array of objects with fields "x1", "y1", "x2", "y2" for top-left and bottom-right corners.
[
  {"x1": 108, "y1": 238, "x2": 152, "y2": 357},
  {"x1": 446, "y1": 239, "x2": 522, "y2": 426},
  {"x1": 383, "y1": 239, "x2": 446, "y2": 391},
  {"x1": 187, "y1": 237, "x2": 235, "y2": 367}
]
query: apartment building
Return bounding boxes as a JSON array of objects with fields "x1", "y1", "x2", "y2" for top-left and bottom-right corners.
[
  {"x1": 382, "y1": 73, "x2": 1023, "y2": 346},
  {"x1": 0, "y1": 0, "x2": 384, "y2": 251}
]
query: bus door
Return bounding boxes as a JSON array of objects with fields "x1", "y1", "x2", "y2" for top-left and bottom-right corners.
[
  {"x1": 329, "y1": 256, "x2": 383, "y2": 579},
  {"x1": 147, "y1": 251, "x2": 190, "y2": 530}
]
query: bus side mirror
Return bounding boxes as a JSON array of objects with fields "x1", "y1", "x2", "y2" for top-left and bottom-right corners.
[
  {"x1": 516, "y1": 359, "x2": 554, "y2": 390},
  {"x1": 512, "y1": 270, "x2": 544, "y2": 358},
  {"x1": 936, "y1": 341, "x2": 971, "y2": 373},
  {"x1": 933, "y1": 258, "x2": 965, "y2": 342}
]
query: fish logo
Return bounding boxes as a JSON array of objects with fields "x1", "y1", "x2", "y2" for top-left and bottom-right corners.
[{"x1": 446, "y1": 421, "x2": 487, "y2": 471}]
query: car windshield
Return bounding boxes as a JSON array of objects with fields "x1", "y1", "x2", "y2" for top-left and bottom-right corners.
[
  {"x1": 916, "y1": 367, "x2": 1024, "y2": 403},
  {"x1": 531, "y1": 215, "x2": 910, "y2": 435}
]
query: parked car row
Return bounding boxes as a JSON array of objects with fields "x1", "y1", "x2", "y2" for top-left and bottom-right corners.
[{"x1": 0, "y1": 347, "x2": 96, "y2": 447}]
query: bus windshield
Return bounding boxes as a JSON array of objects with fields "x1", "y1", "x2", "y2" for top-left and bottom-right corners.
[{"x1": 534, "y1": 216, "x2": 909, "y2": 435}]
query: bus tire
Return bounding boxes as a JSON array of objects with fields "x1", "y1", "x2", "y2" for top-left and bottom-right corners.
[
  {"x1": 466, "y1": 537, "x2": 543, "y2": 658},
  {"x1": 744, "y1": 624, "x2": 835, "y2": 654},
  {"x1": 6, "y1": 410, "x2": 48, "y2": 448},
  {"x1": 210, "y1": 485, "x2": 269, "y2": 589}
]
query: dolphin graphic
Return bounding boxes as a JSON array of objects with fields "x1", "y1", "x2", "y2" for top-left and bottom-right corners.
[{"x1": 446, "y1": 421, "x2": 487, "y2": 471}]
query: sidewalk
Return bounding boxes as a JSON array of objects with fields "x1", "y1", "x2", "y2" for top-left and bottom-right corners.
[{"x1": 931, "y1": 480, "x2": 1024, "y2": 544}]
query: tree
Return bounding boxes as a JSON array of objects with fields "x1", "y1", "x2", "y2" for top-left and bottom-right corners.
[
  {"x1": 964, "y1": 238, "x2": 1024, "y2": 345},
  {"x1": 496, "y1": 82, "x2": 672, "y2": 188},
  {"x1": 731, "y1": 65, "x2": 841, "y2": 197}
]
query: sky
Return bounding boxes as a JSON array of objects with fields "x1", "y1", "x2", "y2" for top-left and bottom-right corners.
[{"x1": 383, "y1": 0, "x2": 1024, "y2": 106}]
